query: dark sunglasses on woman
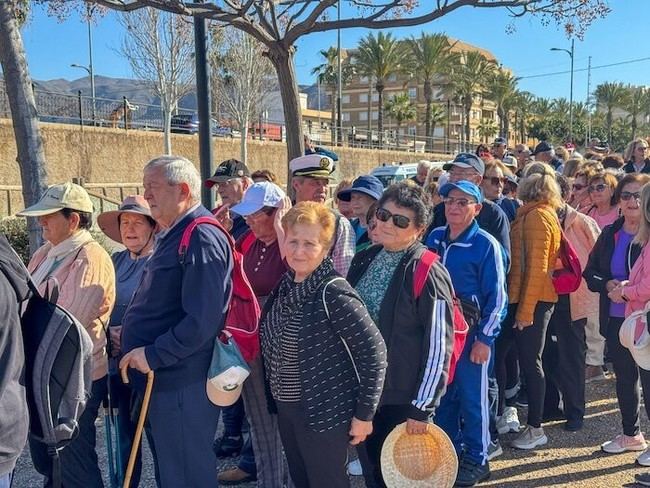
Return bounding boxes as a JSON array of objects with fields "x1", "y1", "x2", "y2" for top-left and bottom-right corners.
[
  {"x1": 587, "y1": 183, "x2": 608, "y2": 193},
  {"x1": 375, "y1": 207, "x2": 411, "y2": 229},
  {"x1": 620, "y1": 191, "x2": 641, "y2": 201}
]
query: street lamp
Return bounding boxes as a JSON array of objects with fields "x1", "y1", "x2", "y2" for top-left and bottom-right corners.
[
  {"x1": 70, "y1": 63, "x2": 96, "y2": 123},
  {"x1": 336, "y1": 0, "x2": 342, "y2": 146},
  {"x1": 550, "y1": 38, "x2": 575, "y2": 142}
]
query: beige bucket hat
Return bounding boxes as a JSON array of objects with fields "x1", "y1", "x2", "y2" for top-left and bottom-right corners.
[
  {"x1": 381, "y1": 422, "x2": 458, "y2": 488},
  {"x1": 97, "y1": 195, "x2": 153, "y2": 244}
]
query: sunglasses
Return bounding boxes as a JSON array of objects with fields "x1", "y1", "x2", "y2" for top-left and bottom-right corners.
[
  {"x1": 572, "y1": 183, "x2": 587, "y2": 191},
  {"x1": 443, "y1": 196, "x2": 477, "y2": 208},
  {"x1": 588, "y1": 183, "x2": 608, "y2": 193},
  {"x1": 620, "y1": 191, "x2": 641, "y2": 201},
  {"x1": 636, "y1": 146, "x2": 648, "y2": 151},
  {"x1": 488, "y1": 176, "x2": 505, "y2": 186},
  {"x1": 376, "y1": 207, "x2": 411, "y2": 229}
]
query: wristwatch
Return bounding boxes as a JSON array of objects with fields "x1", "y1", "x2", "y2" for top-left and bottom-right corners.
[{"x1": 621, "y1": 287, "x2": 629, "y2": 302}]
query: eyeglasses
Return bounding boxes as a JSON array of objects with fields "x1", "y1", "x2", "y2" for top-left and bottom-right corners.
[
  {"x1": 443, "y1": 196, "x2": 478, "y2": 208},
  {"x1": 488, "y1": 176, "x2": 505, "y2": 186},
  {"x1": 244, "y1": 206, "x2": 275, "y2": 219},
  {"x1": 636, "y1": 146, "x2": 649, "y2": 151},
  {"x1": 588, "y1": 183, "x2": 608, "y2": 193},
  {"x1": 620, "y1": 191, "x2": 641, "y2": 202},
  {"x1": 375, "y1": 207, "x2": 412, "y2": 229},
  {"x1": 572, "y1": 183, "x2": 587, "y2": 192}
]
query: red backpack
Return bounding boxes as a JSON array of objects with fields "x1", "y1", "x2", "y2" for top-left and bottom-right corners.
[
  {"x1": 413, "y1": 250, "x2": 469, "y2": 385},
  {"x1": 178, "y1": 216, "x2": 260, "y2": 363}
]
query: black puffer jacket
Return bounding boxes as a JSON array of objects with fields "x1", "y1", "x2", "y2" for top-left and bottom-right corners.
[
  {"x1": 0, "y1": 234, "x2": 30, "y2": 476},
  {"x1": 347, "y1": 242, "x2": 455, "y2": 421},
  {"x1": 583, "y1": 217, "x2": 642, "y2": 336}
]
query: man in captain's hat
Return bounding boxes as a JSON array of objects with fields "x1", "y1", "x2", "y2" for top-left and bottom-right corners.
[{"x1": 289, "y1": 153, "x2": 355, "y2": 276}]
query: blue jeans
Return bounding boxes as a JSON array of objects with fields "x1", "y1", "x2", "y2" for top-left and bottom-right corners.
[
  {"x1": 0, "y1": 471, "x2": 12, "y2": 488},
  {"x1": 30, "y1": 378, "x2": 107, "y2": 488},
  {"x1": 222, "y1": 398, "x2": 245, "y2": 437}
]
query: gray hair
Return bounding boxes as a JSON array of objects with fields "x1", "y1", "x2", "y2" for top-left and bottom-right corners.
[
  {"x1": 145, "y1": 155, "x2": 201, "y2": 203},
  {"x1": 417, "y1": 160, "x2": 433, "y2": 172}
]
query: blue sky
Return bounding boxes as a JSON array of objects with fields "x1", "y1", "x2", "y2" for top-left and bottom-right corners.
[{"x1": 19, "y1": 1, "x2": 648, "y2": 103}]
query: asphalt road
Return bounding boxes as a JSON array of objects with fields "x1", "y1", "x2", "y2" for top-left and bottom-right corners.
[{"x1": 12, "y1": 377, "x2": 649, "y2": 487}]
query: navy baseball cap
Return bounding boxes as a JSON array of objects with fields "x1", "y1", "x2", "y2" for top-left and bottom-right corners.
[
  {"x1": 493, "y1": 137, "x2": 507, "y2": 146},
  {"x1": 443, "y1": 153, "x2": 485, "y2": 174},
  {"x1": 532, "y1": 141, "x2": 553, "y2": 155},
  {"x1": 337, "y1": 175, "x2": 384, "y2": 202},
  {"x1": 439, "y1": 181, "x2": 484, "y2": 204}
]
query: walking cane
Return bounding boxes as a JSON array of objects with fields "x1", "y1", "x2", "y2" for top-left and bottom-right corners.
[{"x1": 120, "y1": 366, "x2": 154, "y2": 488}]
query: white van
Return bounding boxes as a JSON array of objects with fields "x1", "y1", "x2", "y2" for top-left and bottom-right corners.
[{"x1": 370, "y1": 161, "x2": 447, "y2": 188}]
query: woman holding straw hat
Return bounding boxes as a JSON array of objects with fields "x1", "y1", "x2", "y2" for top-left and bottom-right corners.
[{"x1": 97, "y1": 194, "x2": 157, "y2": 487}]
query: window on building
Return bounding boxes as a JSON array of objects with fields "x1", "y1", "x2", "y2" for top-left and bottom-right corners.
[
  {"x1": 342, "y1": 112, "x2": 351, "y2": 122},
  {"x1": 408, "y1": 87, "x2": 417, "y2": 99},
  {"x1": 342, "y1": 94, "x2": 350, "y2": 104},
  {"x1": 359, "y1": 111, "x2": 368, "y2": 121},
  {"x1": 360, "y1": 75, "x2": 369, "y2": 84},
  {"x1": 388, "y1": 73, "x2": 397, "y2": 82},
  {"x1": 371, "y1": 93, "x2": 379, "y2": 103},
  {"x1": 407, "y1": 126, "x2": 417, "y2": 135},
  {"x1": 359, "y1": 93, "x2": 368, "y2": 104},
  {"x1": 371, "y1": 111, "x2": 379, "y2": 120}
]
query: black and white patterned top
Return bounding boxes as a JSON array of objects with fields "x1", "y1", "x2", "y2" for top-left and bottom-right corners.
[{"x1": 260, "y1": 258, "x2": 388, "y2": 431}]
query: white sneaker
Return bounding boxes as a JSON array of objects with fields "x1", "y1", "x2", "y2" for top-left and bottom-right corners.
[
  {"x1": 347, "y1": 459, "x2": 363, "y2": 476},
  {"x1": 511, "y1": 425, "x2": 548, "y2": 450},
  {"x1": 496, "y1": 406, "x2": 520, "y2": 434},
  {"x1": 601, "y1": 433, "x2": 647, "y2": 454},
  {"x1": 638, "y1": 448, "x2": 650, "y2": 467}
]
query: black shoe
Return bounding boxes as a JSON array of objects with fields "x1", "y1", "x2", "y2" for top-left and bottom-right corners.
[
  {"x1": 213, "y1": 435, "x2": 243, "y2": 458},
  {"x1": 564, "y1": 418, "x2": 584, "y2": 432},
  {"x1": 542, "y1": 409, "x2": 565, "y2": 422},
  {"x1": 454, "y1": 458, "x2": 490, "y2": 487}
]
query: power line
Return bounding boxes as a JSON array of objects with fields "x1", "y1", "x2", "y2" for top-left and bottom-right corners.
[{"x1": 519, "y1": 56, "x2": 650, "y2": 80}]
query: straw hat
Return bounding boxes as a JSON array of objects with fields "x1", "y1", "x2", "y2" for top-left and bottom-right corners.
[
  {"x1": 381, "y1": 422, "x2": 458, "y2": 488},
  {"x1": 97, "y1": 195, "x2": 153, "y2": 244}
]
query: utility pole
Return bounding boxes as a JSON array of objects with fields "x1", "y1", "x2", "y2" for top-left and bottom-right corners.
[
  {"x1": 336, "y1": 0, "x2": 342, "y2": 146},
  {"x1": 86, "y1": 4, "x2": 96, "y2": 124},
  {"x1": 586, "y1": 56, "x2": 592, "y2": 144}
]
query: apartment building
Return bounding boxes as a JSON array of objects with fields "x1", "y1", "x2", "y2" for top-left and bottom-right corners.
[{"x1": 341, "y1": 38, "x2": 508, "y2": 153}]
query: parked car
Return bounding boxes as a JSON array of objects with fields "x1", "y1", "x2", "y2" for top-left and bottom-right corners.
[{"x1": 170, "y1": 113, "x2": 199, "y2": 134}]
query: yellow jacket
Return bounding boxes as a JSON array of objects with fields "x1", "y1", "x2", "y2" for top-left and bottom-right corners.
[{"x1": 508, "y1": 201, "x2": 561, "y2": 324}]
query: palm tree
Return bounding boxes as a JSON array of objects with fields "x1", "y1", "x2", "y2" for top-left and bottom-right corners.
[
  {"x1": 511, "y1": 90, "x2": 535, "y2": 143},
  {"x1": 422, "y1": 103, "x2": 447, "y2": 149},
  {"x1": 623, "y1": 85, "x2": 646, "y2": 139},
  {"x1": 595, "y1": 81, "x2": 627, "y2": 143},
  {"x1": 533, "y1": 97, "x2": 554, "y2": 119},
  {"x1": 484, "y1": 68, "x2": 519, "y2": 140},
  {"x1": 355, "y1": 32, "x2": 408, "y2": 147},
  {"x1": 406, "y1": 32, "x2": 456, "y2": 150},
  {"x1": 385, "y1": 93, "x2": 417, "y2": 148},
  {"x1": 477, "y1": 118, "x2": 498, "y2": 143},
  {"x1": 447, "y1": 51, "x2": 496, "y2": 144},
  {"x1": 311, "y1": 47, "x2": 354, "y2": 143}
]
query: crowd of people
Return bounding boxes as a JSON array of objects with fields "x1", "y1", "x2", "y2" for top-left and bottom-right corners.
[{"x1": 3, "y1": 135, "x2": 650, "y2": 488}]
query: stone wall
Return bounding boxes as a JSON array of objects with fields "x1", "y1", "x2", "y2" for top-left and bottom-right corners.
[{"x1": 0, "y1": 119, "x2": 449, "y2": 213}]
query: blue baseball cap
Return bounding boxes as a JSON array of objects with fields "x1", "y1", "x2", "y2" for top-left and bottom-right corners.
[
  {"x1": 443, "y1": 153, "x2": 485, "y2": 175},
  {"x1": 439, "y1": 181, "x2": 484, "y2": 204},
  {"x1": 337, "y1": 175, "x2": 384, "y2": 202}
]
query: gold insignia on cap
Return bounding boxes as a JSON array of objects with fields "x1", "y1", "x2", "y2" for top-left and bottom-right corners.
[{"x1": 320, "y1": 157, "x2": 329, "y2": 169}]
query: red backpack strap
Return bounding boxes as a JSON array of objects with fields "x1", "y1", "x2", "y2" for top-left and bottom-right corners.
[
  {"x1": 238, "y1": 230, "x2": 256, "y2": 256},
  {"x1": 178, "y1": 216, "x2": 234, "y2": 263},
  {"x1": 414, "y1": 250, "x2": 439, "y2": 298}
]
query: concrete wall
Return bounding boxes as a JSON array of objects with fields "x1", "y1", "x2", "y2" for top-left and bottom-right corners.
[{"x1": 0, "y1": 119, "x2": 449, "y2": 213}]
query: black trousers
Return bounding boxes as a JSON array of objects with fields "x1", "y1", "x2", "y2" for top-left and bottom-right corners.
[
  {"x1": 276, "y1": 401, "x2": 350, "y2": 488},
  {"x1": 358, "y1": 404, "x2": 411, "y2": 488},
  {"x1": 30, "y1": 378, "x2": 107, "y2": 488},
  {"x1": 542, "y1": 294, "x2": 587, "y2": 422},
  {"x1": 606, "y1": 316, "x2": 650, "y2": 436},
  {"x1": 496, "y1": 302, "x2": 554, "y2": 428}
]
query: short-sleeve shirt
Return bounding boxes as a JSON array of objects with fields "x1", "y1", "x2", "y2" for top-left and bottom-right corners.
[{"x1": 239, "y1": 237, "x2": 287, "y2": 299}]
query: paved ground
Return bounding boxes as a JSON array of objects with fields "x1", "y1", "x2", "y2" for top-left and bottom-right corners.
[{"x1": 12, "y1": 376, "x2": 650, "y2": 487}]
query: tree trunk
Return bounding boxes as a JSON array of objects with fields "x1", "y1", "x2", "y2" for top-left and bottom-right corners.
[
  {"x1": 240, "y1": 118, "x2": 249, "y2": 164},
  {"x1": 377, "y1": 81, "x2": 384, "y2": 148},
  {"x1": 162, "y1": 102, "x2": 172, "y2": 155},
  {"x1": 266, "y1": 45, "x2": 304, "y2": 189},
  {"x1": 0, "y1": 2, "x2": 47, "y2": 254},
  {"x1": 396, "y1": 121, "x2": 401, "y2": 148},
  {"x1": 464, "y1": 100, "x2": 471, "y2": 150},
  {"x1": 424, "y1": 80, "x2": 432, "y2": 151},
  {"x1": 330, "y1": 89, "x2": 336, "y2": 146},
  {"x1": 366, "y1": 82, "x2": 372, "y2": 146}
]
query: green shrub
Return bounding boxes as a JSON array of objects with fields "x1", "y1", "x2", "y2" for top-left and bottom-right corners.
[{"x1": 0, "y1": 218, "x2": 30, "y2": 264}]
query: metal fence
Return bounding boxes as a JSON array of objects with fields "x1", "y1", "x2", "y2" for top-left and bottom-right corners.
[{"x1": 0, "y1": 79, "x2": 473, "y2": 155}]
